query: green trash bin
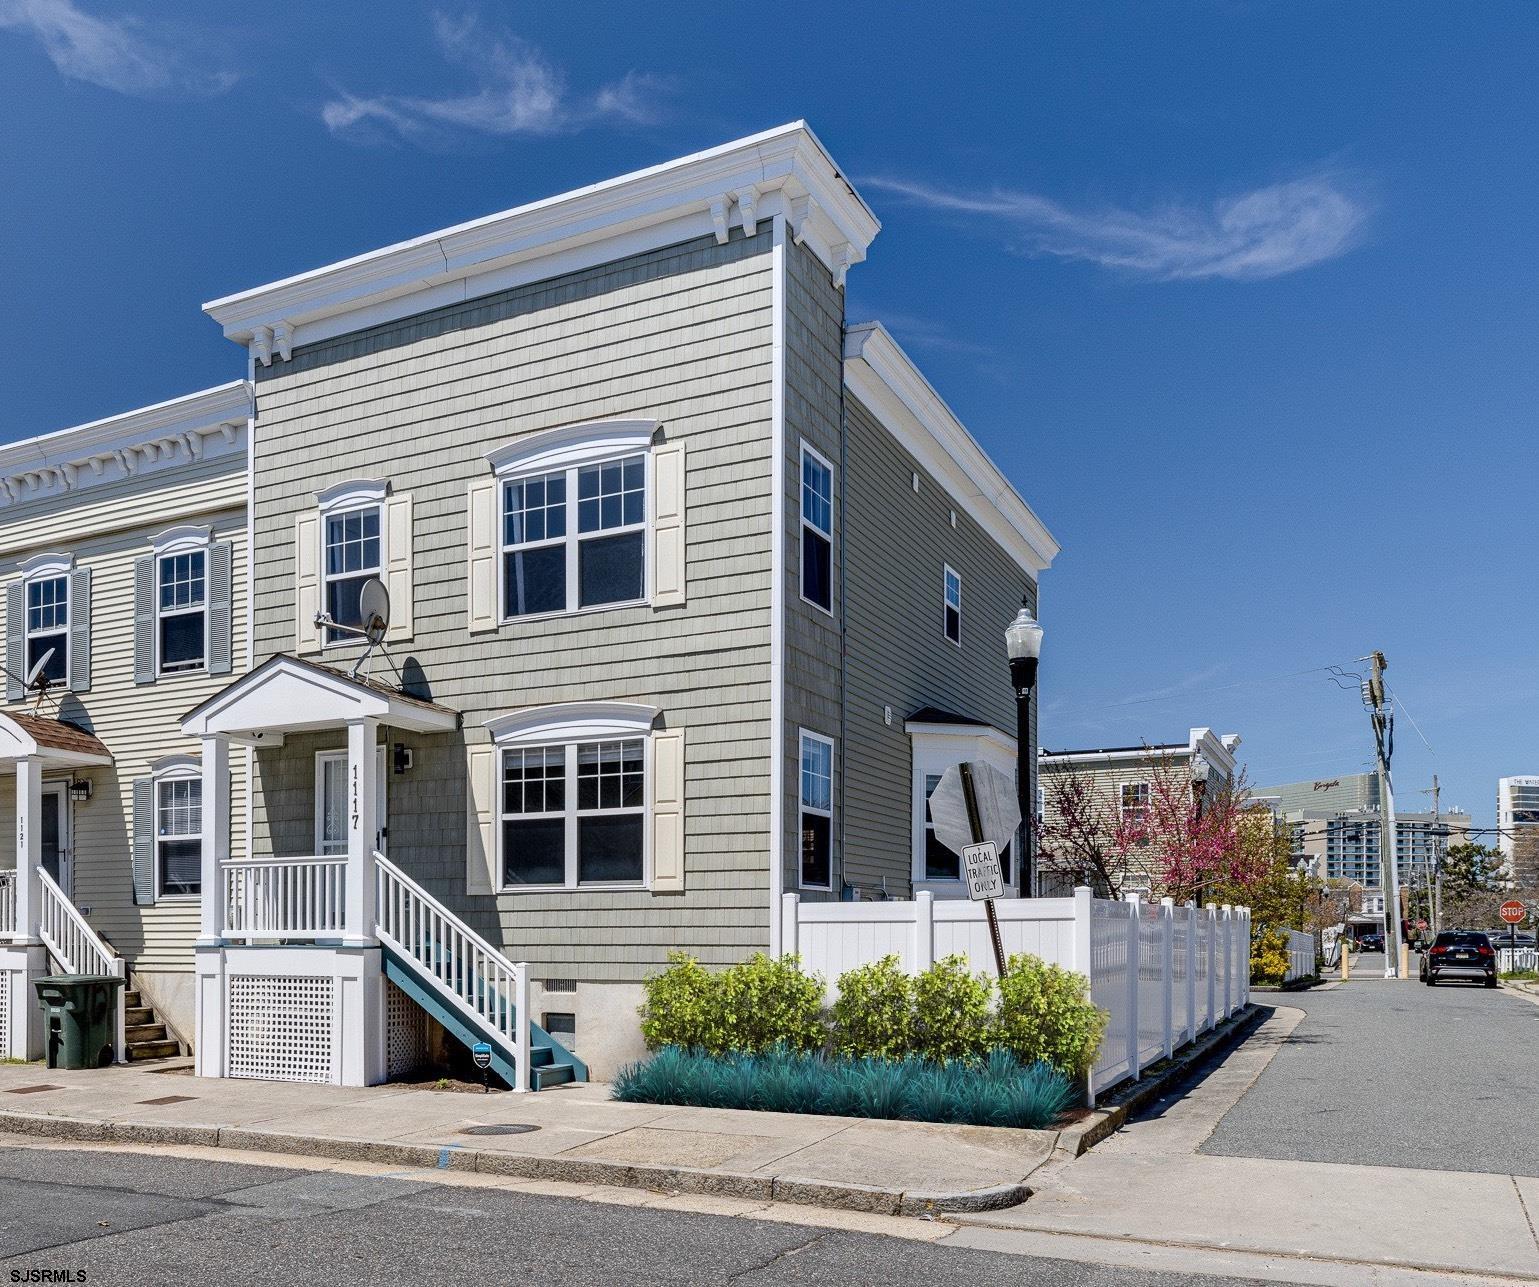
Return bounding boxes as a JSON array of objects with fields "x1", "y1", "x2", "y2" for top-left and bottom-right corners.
[{"x1": 34, "y1": 975, "x2": 124, "y2": 1070}]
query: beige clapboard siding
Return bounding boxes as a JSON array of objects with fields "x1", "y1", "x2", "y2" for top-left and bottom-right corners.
[
  {"x1": 841, "y1": 394, "x2": 1039, "y2": 894},
  {"x1": 1038, "y1": 756, "x2": 1178, "y2": 889},
  {"x1": 0, "y1": 470, "x2": 247, "y2": 975},
  {"x1": 779, "y1": 241, "x2": 846, "y2": 901},
  {"x1": 249, "y1": 229, "x2": 775, "y2": 980}
]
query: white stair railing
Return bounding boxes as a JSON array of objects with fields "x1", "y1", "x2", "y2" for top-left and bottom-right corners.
[
  {"x1": 0, "y1": 871, "x2": 15, "y2": 937},
  {"x1": 374, "y1": 852, "x2": 529, "y2": 1093},
  {"x1": 36, "y1": 866, "x2": 126, "y2": 1061}
]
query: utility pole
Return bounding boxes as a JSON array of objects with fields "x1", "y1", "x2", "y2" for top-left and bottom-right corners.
[
  {"x1": 1422, "y1": 775, "x2": 1442, "y2": 938},
  {"x1": 1363, "y1": 652, "x2": 1403, "y2": 978}
]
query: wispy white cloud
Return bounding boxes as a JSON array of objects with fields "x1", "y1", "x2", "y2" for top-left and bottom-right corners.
[
  {"x1": 0, "y1": 0, "x2": 237, "y2": 96},
  {"x1": 864, "y1": 172, "x2": 1368, "y2": 281},
  {"x1": 873, "y1": 311, "x2": 997, "y2": 358},
  {"x1": 322, "y1": 12, "x2": 669, "y2": 144}
]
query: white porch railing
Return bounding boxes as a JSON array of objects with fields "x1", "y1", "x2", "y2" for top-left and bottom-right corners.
[
  {"x1": 782, "y1": 889, "x2": 1251, "y2": 1102},
  {"x1": 374, "y1": 852, "x2": 530, "y2": 1093},
  {"x1": 1284, "y1": 929, "x2": 1316, "y2": 982},
  {"x1": 222, "y1": 856, "x2": 348, "y2": 941},
  {"x1": 37, "y1": 866, "x2": 126, "y2": 1061},
  {"x1": 0, "y1": 871, "x2": 15, "y2": 937}
]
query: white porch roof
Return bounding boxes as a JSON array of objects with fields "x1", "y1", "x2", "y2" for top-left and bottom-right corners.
[
  {"x1": 0, "y1": 713, "x2": 112, "y2": 770},
  {"x1": 180, "y1": 654, "x2": 459, "y2": 743}
]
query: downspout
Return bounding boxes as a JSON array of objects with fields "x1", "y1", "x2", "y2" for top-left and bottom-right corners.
[
  {"x1": 837, "y1": 315, "x2": 849, "y2": 897},
  {"x1": 767, "y1": 215, "x2": 786, "y2": 955}
]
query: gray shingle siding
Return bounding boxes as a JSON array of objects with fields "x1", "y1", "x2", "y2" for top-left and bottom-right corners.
[
  {"x1": 248, "y1": 229, "x2": 776, "y2": 982},
  {"x1": 840, "y1": 393, "x2": 1039, "y2": 894}
]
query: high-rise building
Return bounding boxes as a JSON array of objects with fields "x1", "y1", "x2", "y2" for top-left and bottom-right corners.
[{"x1": 1497, "y1": 777, "x2": 1539, "y2": 868}]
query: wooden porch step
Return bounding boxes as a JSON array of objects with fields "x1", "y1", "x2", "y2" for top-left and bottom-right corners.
[
  {"x1": 126, "y1": 1038, "x2": 180, "y2": 1062},
  {"x1": 125, "y1": 1022, "x2": 167, "y2": 1044},
  {"x1": 124, "y1": 1006, "x2": 154, "y2": 1027}
]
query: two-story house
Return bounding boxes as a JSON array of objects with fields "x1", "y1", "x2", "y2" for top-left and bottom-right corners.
[
  {"x1": 0, "y1": 384, "x2": 250, "y2": 1061},
  {"x1": 9, "y1": 122, "x2": 1058, "y2": 1086}
]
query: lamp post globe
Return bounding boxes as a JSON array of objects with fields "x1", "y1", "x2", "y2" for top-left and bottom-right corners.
[{"x1": 1005, "y1": 600, "x2": 1042, "y2": 897}]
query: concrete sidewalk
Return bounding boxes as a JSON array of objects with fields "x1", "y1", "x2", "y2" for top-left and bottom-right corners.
[
  {"x1": 961, "y1": 1005, "x2": 1539, "y2": 1282},
  {"x1": 0, "y1": 1060, "x2": 1059, "y2": 1216}
]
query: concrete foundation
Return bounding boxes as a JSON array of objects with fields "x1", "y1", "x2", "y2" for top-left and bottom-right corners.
[
  {"x1": 132, "y1": 969, "x2": 196, "y2": 1049},
  {"x1": 540, "y1": 981, "x2": 647, "y2": 1081}
]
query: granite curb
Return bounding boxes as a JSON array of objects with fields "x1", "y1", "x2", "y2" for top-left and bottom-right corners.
[
  {"x1": 0, "y1": 1110, "x2": 1032, "y2": 1216},
  {"x1": 1051, "y1": 1005, "x2": 1265, "y2": 1160}
]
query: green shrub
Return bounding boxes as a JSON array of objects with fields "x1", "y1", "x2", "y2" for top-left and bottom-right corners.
[
  {"x1": 1250, "y1": 927, "x2": 1291, "y2": 987},
  {"x1": 639, "y1": 951, "x2": 825, "y2": 1055},
  {"x1": 991, "y1": 953, "x2": 1106, "y2": 1077},
  {"x1": 612, "y1": 1044, "x2": 1075, "y2": 1130},
  {"x1": 911, "y1": 955, "x2": 993, "y2": 1062},
  {"x1": 831, "y1": 955, "x2": 915, "y2": 1058}
]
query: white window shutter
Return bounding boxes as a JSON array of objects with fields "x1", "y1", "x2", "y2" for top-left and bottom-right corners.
[
  {"x1": 651, "y1": 729, "x2": 685, "y2": 893},
  {"x1": 652, "y1": 443, "x2": 686, "y2": 608},
  {"x1": 384, "y1": 493, "x2": 414, "y2": 642},
  {"x1": 294, "y1": 513, "x2": 321, "y2": 654},
  {"x1": 465, "y1": 744, "x2": 497, "y2": 894},
  {"x1": 467, "y1": 477, "x2": 499, "y2": 634}
]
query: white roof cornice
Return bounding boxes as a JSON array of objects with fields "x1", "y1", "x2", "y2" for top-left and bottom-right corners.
[
  {"x1": 843, "y1": 322, "x2": 1059, "y2": 573},
  {"x1": 0, "y1": 382, "x2": 251, "y2": 511},
  {"x1": 205, "y1": 122, "x2": 880, "y2": 359}
]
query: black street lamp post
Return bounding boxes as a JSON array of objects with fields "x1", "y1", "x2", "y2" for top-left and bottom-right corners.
[{"x1": 1005, "y1": 599, "x2": 1043, "y2": 897}]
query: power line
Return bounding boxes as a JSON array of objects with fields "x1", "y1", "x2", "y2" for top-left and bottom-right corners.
[{"x1": 1058, "y1": 662, "x2": 1357, "y2": 714}]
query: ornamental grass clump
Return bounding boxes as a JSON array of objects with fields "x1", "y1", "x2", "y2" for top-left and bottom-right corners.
[{"x1": 612, "y1": 1045, "x2": 1075, "y2": 1130}]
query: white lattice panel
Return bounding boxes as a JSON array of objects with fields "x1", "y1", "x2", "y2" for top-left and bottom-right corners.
[
  {"x1": 227, "y1": 975, "x2": 334, "y2": 1084},
  {"x1": 386, "y1": 979, "x2": 428, "y2": 1079}
]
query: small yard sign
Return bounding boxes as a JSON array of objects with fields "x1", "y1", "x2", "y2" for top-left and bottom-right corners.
[
  {"x1": 471, "y1": 1041, "x2": 494, "y2": 1093},
  {"x1": 962, "y1": 841, "x2": 1005, "y2": 901},
  {"x1": 1500, "y1": 900, "x2": 1526, "y2": 925}
]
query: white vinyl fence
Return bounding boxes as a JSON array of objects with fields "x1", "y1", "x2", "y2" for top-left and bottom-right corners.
[
  {"x1": 781, "y1": 888, "x2": 1250, "y2": 1101},
  {"x1": 1498, "y1": 947, "x2": 1538, "y2": 975},
  {"x1": 1284, "y1": 929, "x2": 1316, "y2": 983}
]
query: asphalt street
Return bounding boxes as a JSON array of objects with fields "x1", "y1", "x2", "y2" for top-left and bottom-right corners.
[
  {"x1": 0, "y1": 1144, "x2": 1277, "y2": 1287},
  {"x1": 1202, "y1": 974, "x2": 1539, "y2": 1175}
]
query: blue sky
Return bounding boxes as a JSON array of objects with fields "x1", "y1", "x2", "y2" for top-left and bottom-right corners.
[{"x1": 1, "y1": 1, "x2": 1533, "y2": 829}]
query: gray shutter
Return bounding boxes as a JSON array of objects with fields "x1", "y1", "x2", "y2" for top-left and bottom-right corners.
[
  {"x1": 133, "y1": 556, "x2": 155, "y2": 684},
  {"x1": 132, "y1": 776, "x2": 156, "y2": 906},
  {"x1": 67, "y1": 567, "x2": 90, "y2": 692},
  {"x1": 208, "y1": 541, "x2": 233, "y2": 675},
  {"x1": 5, "y1": 581, "x2": 21, "y2": 703}
]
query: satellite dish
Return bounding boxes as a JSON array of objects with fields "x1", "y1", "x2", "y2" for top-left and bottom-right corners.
[
  {"x1": 25, "y1": 649, "x2": 54, "y2": 688},
  {"x1": 359, "y1": 578, "x2": 390, "y2": 646}
]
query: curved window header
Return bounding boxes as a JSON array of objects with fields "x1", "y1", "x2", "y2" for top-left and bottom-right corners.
[
  {"x1": 485, "y1": 701, "x2": 659, "y2": 746},
  {"x1": 317, "y1": 478, "x2": 390, "y2": 513},
  {"x1": 486, "y1": 419, "x2": 658, "y2": 478},
  {"x1": 148, "y1": 752, "x2": 200, "y2": 778},
  {"x1": 18, "y1": 551, "x2": 74, "y2": 579},
  {"x1": 151, "y1": 524, "x2": 213, "y2": 556}
]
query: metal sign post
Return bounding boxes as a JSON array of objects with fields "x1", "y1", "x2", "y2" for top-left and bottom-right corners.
[
  {"x1": 472, "y1": 1041, "x2": 493, "y2": 1093},
  {"x1": 930, "y1": 760, "x2": 1022, "y2": 979}
]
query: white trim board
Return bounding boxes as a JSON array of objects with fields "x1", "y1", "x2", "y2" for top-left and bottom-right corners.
[{"x1": 205, "y1": 122, "x2": 879, "y2": 357}]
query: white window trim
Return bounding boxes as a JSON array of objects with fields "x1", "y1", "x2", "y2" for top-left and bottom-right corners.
[
  {"x1": 798, "y1": 442, "x2": 835, "y2": 618},
  {"x1": 797, "y1": 728, "x2": 835, "y2": 892},
  {"x1": 907, "y1": 724, "x2": 1020, "y2": 897},
  {"x1": 943, "y1": 564, "x2": 962, "y2": 647},
  {"x1": 21, "y1": 552, "x2": 73, "y2": 686},
  {"x1": 1120, "y1": 780, "x2": 1151, "y2": 824},
  {"x1": 150, "y1": 525, "x2": 213, "y2": 678},
  {"x1": 151, "y1": 756, "x2": 202, "y2": 903},
  {"x1": 491, "y1": 426, "x2": 655, "y2": 624},
  {"x1": 314, "y1": 746, "x2": 388, "y2": 856},
  {"x1": 487, "y1": 701, "x2": 658, "y2": 893},
  {"x1": 319, "y1": 494, "x2": 385, "y2": 650}
]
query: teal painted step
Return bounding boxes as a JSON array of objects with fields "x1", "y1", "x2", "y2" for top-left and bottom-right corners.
[{"x1": 382, "y1": 947, "x2": 586, "y2": 1090}]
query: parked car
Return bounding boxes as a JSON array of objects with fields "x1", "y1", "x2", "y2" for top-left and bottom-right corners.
[
  {"x1": 1420, "y1": 931, "x2": 1498, "y2": 987},
  {"x1": 1357, "y1": 933, "x2": 1385, "y2": 953},
  {"x1": 1486, "y1": 930, "x2": 1535, "y2": 949}
]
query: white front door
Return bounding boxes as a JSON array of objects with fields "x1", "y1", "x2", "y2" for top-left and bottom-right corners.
[
  {"x1": 316, "y1": 748, "x2": 388, "y2": 856},
  {"x1": 39, "y1": 782, "x2": 70, "y2": 894}
]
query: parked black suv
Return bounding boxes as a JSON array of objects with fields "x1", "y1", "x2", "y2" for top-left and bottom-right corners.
[{"x1": 1421, "y1": 931, "x2": 1498, "y2": 987}]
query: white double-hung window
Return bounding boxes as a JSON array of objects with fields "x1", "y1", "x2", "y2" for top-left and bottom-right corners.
[
  {"x1": 293, "y1": 480, "x2": 413, "y2": 654},
  {"x1": 471, "y1": 419, "x2": 686, "y2": 631},
  {"x1": 799, "y1": 730, "x2": 835, "y2": 890},
  {"x1": 25, "y1": 572, "x2": 69, "y2": 684},
  {"x1": 155, "y1": 771, "x2": 202, "y2": 899},
  {"x1": 324, "y1": 504, "x2": 382, "y2": 641},
  {"x1": 800, "y1": 444, "x2": 833, "y2": 613}
]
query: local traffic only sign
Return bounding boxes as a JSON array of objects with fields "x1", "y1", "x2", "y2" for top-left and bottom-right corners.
[{"x1": 931, "y1": 761, "x2": 1021, "y2": 976}]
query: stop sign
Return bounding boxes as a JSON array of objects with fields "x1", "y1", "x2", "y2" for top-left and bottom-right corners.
[{"x1": 1499, "y1": 900, "x2": 1526, "y2": 925}]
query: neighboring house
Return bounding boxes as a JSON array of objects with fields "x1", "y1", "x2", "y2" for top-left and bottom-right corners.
[
  {"x1": 164, "y1": 122, "x2": 1058, "y2": 1084},
  {"x1": 0, "y1": 384, "x2": 251, "y2": 1060},
  {"x1": 1037, "y1": 728, "x2": 1241, "y2": 896}
]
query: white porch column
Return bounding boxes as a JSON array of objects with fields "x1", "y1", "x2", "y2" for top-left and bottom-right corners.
[
  {"x1": 343, "y1": 717, "x2": 380, "y2": 945},
  {"x1": 199, "y1": 734, "x2": 230, "y2": 944},
  {"x1": 14, "y1": 756, "x2": 43, "y2": 943}
]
